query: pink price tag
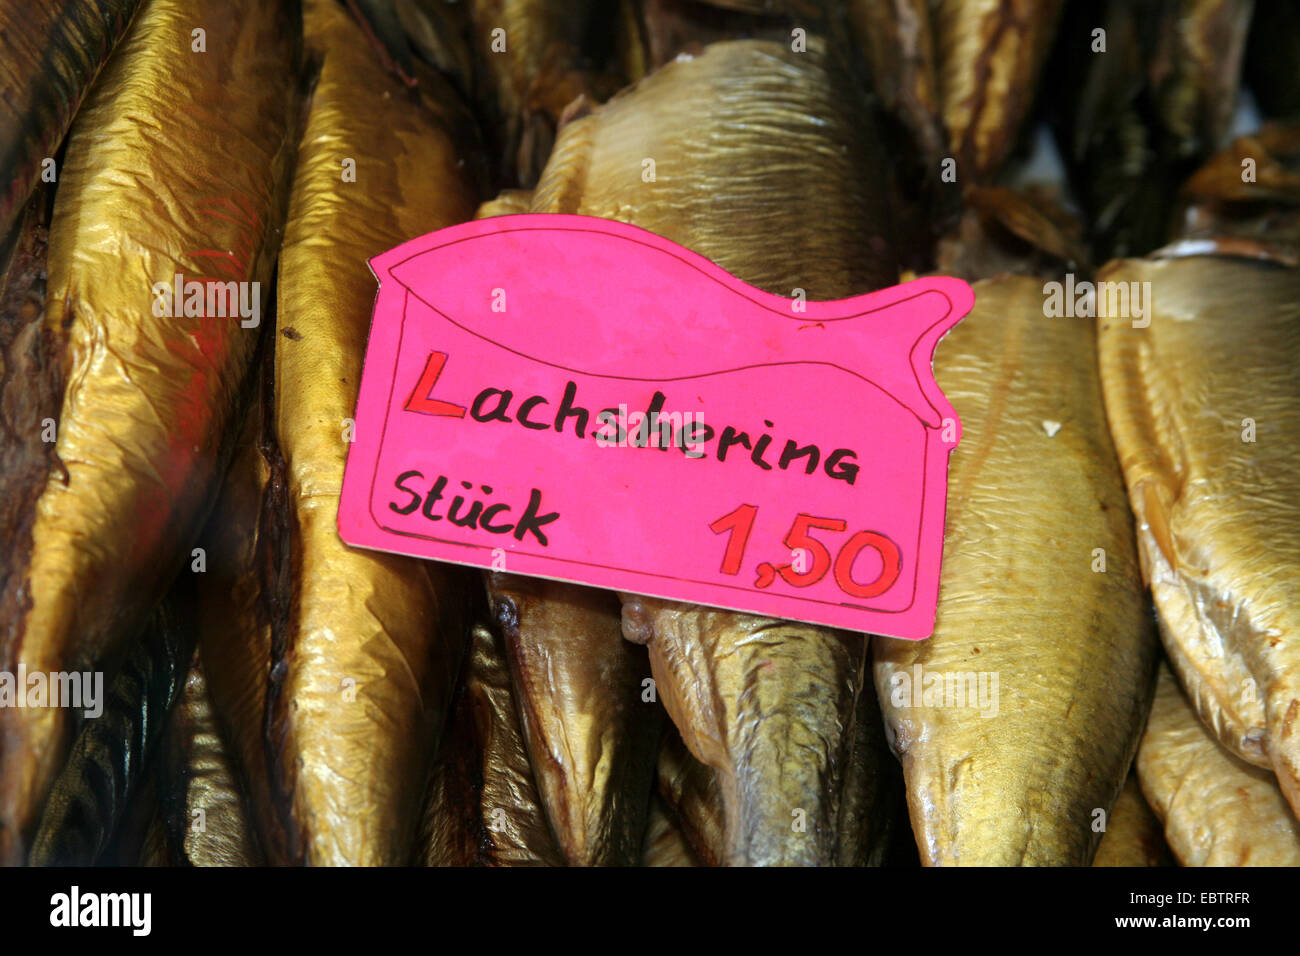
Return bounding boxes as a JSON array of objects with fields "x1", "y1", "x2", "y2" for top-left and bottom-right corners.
[{"x1": 338, "y1": 215, "x2": 972, "y2": 639}]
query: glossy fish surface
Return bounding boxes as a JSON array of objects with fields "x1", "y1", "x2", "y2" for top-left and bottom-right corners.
[
  {"x1": 486, "y1": 573, "x2": 660, "y2": 866},
  {"x1": 0, "y1": 0, "x2": 143, "y2": 238},
  {"x1": 1138, "y1": 665, "x2": 1300, "y2": 866},
  {"x1": 266, "y1": 0, "x2": 480, "y2": 865},
  {"x1": 420, "y1": 620, "x2": 564, "y2": 867},
  {"x1": 1097, "y1": 253, "x2": 1300, "y2": 813},
  {"x1": 874, "y1": 274, "x2": 1158, "y2": 865},
  {"x1": 0, "y1": 0, "x2": 299, "y2": 864}
]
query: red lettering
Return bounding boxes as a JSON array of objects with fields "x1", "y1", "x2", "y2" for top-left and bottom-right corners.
[{"x1": 405, "y1": 351, "x2": 466, "y2": 417}]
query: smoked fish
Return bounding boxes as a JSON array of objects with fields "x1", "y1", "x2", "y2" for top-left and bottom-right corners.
[
  {"x1": 656, "y1": 729, "x2": 725, "y2": 867},
  {"x1": 0, "y1": 0, "x2": 142, "y2": 239},
  {"x1": 265, "y1": 0, "x2": 480, "y2": 864},
  {"x1": 0, "y1": 0, "x2": 299, "y2": 864},
  {"x1": 1173, "y1": 124, "x2": 1300, "y2": 265},
  {"x1": 847, "y1": 0, "x2": 946, "y2": 178},
  {"x1": 528, "y1": 38, "x2": 894, "y2": 865},
  {"x1": 1138, "y1": 665, "x2": 1300, "y2": 866},
  {"x1": 193, "y1": 397, "x2": 279, "y2": 858},
  {"x1": 468, "y1": 0, "x2": 616, "y2": 184},
  {"x1": 1092, "y1": 772, "x2": 1170, "y2": 867},
  {"x1": 642, "y1": 796, "x2": 699, "y2": 867},
  {"x1": 157, "y1": 651, "x2": 262, "y2": 866},
  {"x1": 29, "y1": 593, "x2": 194, "y2": 866},
  {"x1": 623, "y1": 596, "x2": 867, "y2": 866},
  {"x1": 1097, "y1": 252, "x2": 1300, "y2": 813},
  {"x1": 931, "y1": 0, "x2": 1064, "y2": 183},
  {"x1": 530, "y1": 37, "x2": 899, "y2": 295},
  {"x1": 419, "y1": 621, "x2": 565, "y2": 867},
  {"x1": 486, "y1": 574, "x2": 661, "y2": 866},
  {"x1": 874, "y1": 274, "x2": 1158, "y2": 865}
]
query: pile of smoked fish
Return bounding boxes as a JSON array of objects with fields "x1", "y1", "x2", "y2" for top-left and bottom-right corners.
[{"x1": 1, "y1": 0, "x2": 1296, "y2": 867}]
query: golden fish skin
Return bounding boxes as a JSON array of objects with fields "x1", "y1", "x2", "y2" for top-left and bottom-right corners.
[
  {"x1": 874, "y1": 274, "x2": 1158, "y2": 866},
  {"x1": 932, "y1": 0, "x2": 1063, "y2": 184},
  {"x1": 348, "y1": 0, "x2": 479, "y2": 92},
  {"x1": 643, "y1": 795, "x2": 699, "y2": 866},
  {"x1": 194, "y1": 397, "x2": 280, "y2": 858},
  {"x1": 530, "y1": 37, "x2": 899, "y2": 296},
  {"x1": 487, "y1": 574, "x2": 661, "y2": 866},
  {"x1": 267, "y1": 0, "x2": 480, "y2": 865},
  {"x1": 1092, "y1": 773, "x2": 1171, "y2": 867},
  {"x1": 1138, "y1": 665, "x2": 1300, "y2": 866},
  {"x1": 529, "y1": 37, "x2": 892, "y2": 865},
  {"x1": 0, "y1": 0, "x2": 142, "y2": 239},
  {"x1": 475, "y1": 190, "x2": 535, "y2": 219},
  {"x1": 1096, "y1": 254, "x2": 1300, "y2": 813},
  {"x1": 29, "y1": 593, "x2": 194, "y2": 866},
  {"x1": 0, "y1": 0, "x2": 299, "y2": 864},
  {"x1": 420, "y1": 622, "x2": 565, "y2": 867},
  {"x1": 158, "y1": 650, "x2": 262, "y2": 866},
  {"x1": 656, "y1": 729, "x2": 725, "y2": 867},
  {"x1": 468, "y1": 0, "x2": 619, "y2": 185},
  {"x1": 623, "y1": 595, "x2": 867, "y2": 866}
]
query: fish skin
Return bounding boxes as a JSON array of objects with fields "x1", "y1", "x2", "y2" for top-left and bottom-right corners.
[
  {"x1": 0, "y1": 188, "x2": 60, "y2": 684},
  {"x1": 1044, "y1": 0, "x2": 1181, "y2": 260},
  {"x1": 656, "y1": 729, "x2": 725, "y2": 868},
  {"x1": 0, "y1": 0, "x2": 143, "y2": 239},
  {"x1": 28, "y1": 592, "x2": 195, "y2": 866},
  {"x1": 874, "y1": 274, "x2": 1158, "y2": 866},
  {"x1": 347, "y1": 0, "x2": 477, "y2": 90},
  {"x1": 266, "y1": 0, "x2": 480, "y2": 865},
  {"x1": 529, "y1": 37, "x2": 900, "y2": 296},
  {"x1": 486, "y1": 573, "x2": 661, "y2": 866},
  {"x1": 622, "y1": 595, "x2": 866, "y2": 866},
  {"x1": 847, "y1": 0, "x2": 946, "y2": 177},
  {"x1": 834, "y1": 658, "x2": 903, "y2": 867},
  {"x1": 530, "y1": 37, "x2": 892, "y2": 865},
  {"x1": 643, "y1": 795, "x2": 699, "y2": 866},
  {"x1": 936, "y1": 185, "x2": 1092, "y2": 282},
  {"x1": 1092, "y1": 772, "x2": 1171, "y2": 867},
  {"x1": 0, "y1": 0, "x2": 300, "y2": 865},
  {"x1": 932, "y1": 0, "x2": 1064, "y2": 183},
  {"x1": 420, "y1": 621, "x2": 565, "y2": 867},
  {"x1": 1096, "y1": 253, "x2": 1300, "y2": 814},
  {"x1": 475, "y1": 190, "x2": 535, "y2": 219},
  {"x1": 468, "y1": 0, "x2": 621, "y2": 186},
  {"x1": 1138, "y1": 665, "x2": 1300, "y2": 866},
  {"x1": 158, "y1": 651, "x2": 263, "y2": 866},
  {"x1": 194, "y1": 395, "x2": 281, "y2": 858}
]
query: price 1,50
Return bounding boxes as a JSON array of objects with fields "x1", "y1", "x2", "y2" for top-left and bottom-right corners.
[{"x1": 709, "y1": 504, "x2": 901, "y2": 599}]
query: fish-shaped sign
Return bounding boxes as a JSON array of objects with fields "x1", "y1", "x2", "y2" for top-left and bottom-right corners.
[{"x1": 339, "y1": 215, "x2": 972, "y2": 639}]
